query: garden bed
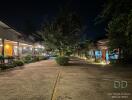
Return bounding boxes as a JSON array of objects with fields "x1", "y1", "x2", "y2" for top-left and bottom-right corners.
[{"x1": 0, "y1": 55, "x2": 49, "y2": 70}]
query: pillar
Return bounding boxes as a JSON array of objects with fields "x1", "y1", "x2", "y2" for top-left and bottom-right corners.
[
  {"x1": 32, "y1": 44, "x2": 35, "y2": 57},
  {"x1": 2, "y1": 38, "x2": 4, "y2": 56},
  {"x1": 17, "y1": 41, "x2": 20, "y2": 59},
  {"x1": 1, "y1": 38, "x2": 4, "y2": 63}
]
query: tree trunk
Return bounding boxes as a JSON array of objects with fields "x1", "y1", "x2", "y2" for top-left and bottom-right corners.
[
  {"x1": 58, "y1": 49, "x2": 64, "y2": 56},
  {"x1": 17, "y1": 41, "x2": 20, "y2": 59},
  {"x1": 94, "y1": 50, "x2": 96, "y2": 62},
  {"x1": 59, "y1": 50, "x2": 61, "y2": 56}
]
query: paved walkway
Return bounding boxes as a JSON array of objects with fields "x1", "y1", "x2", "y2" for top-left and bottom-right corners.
[{"x1": 0, "y1": 58, "x2": 132, "y2": 100}]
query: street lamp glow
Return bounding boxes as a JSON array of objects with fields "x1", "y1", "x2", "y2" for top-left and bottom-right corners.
[{"x1": 101, "y1": 61, "x2": 106, "y2": 65}]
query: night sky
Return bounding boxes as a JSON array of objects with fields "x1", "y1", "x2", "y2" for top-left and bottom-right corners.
[{"x1": 0, "y1": 0, "x2": 107, "y2": 39}]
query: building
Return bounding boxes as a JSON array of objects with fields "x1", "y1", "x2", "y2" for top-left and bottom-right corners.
[
  {"x1": 95, "y1": 39, "x2": 109, "y2": 63},
  {"x1": 93, "y1": 39, "x2": 119, "y2": 64},
  {"x1": 0, "y1": 21, "x2": 45, "y2": 59}
]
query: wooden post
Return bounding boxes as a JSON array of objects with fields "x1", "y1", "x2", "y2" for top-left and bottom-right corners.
[
  {"x1": 17, "y1": 41, "x2": 20, "y2": 59},
  {"x1": 1, "y1": 38, "x2": 4, "y2": 63},
  {"x1": 32, "y1": 44, "x2": 35, "y2": 57},
  {"x1": 2, "y1": 38, "x2": 4, "y2": 56},
  {"x1": 94, "y1": 50, "x2": 96, "y2": 62}
]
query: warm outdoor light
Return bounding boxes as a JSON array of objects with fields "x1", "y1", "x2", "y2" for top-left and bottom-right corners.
[
  {"x1": 35, "y1": 48, "x2": 38, "y2": 51},
  {"x1": 29, "y1": 47, "x2": 32, "y2": 51},
  {"x1": 23, "y1": 47, "x2": 26, "y2": 50},
  {"x1": 5, "y1": 44, "x2": 10, "y2": 49},
  {"x1": 4, "y1": 43, "x2": 13, "y2": 56},
  {"x1": 101, "y1": 61, "x2": 106, "y2": 65}
]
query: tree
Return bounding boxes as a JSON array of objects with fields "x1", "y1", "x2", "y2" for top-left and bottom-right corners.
[
  {"x1": 99, "y1": 0, "x2": 132, "y2": 21},
  {"x1": 75, "y1": 40, "x2": 94, "y2": 58},
  {"x1": 107, "y1": 14, "x2": 128, "y2": 59},
  {"x1": 98, "y1": 0, "x2": 132, "y2": 63},
  {"x1": 125, "y1": 10, "x2": 132, "y2": 61},
  {"x1": 39, "y1": 11, "x2": 82, "y2": 56}
]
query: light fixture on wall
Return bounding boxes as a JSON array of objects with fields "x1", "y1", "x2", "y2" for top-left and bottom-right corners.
[
  {"x1": 23, "y1": 47, "x2": 26, "y2": 50},
  {"x1": 14, "y1": 46, "x2": 18, "y2": 49},
  {"x1": 5, "y1": 44, "x2": 10, "y2": 49}
]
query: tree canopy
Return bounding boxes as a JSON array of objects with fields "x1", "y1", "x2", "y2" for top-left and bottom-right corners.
[
  {"x1": 39, "y1": 11, "x2": 82, "y2": 55},
  {"x1": 99, "y1": 0, "x2": 132, "y2": 63}
]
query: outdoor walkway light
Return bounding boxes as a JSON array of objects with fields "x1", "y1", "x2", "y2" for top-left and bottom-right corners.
[{"x1": 101, "y1": 61, "x2": 106, "y2": 65}]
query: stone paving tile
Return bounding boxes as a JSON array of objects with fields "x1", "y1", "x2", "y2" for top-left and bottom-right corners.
[{"x1": 0, "y1": 59, "x2": 132, "y2": 100}]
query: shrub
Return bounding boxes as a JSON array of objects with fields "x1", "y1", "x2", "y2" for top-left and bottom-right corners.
[
  {"x1": 52, "y1": 55, "x2": 58, "y2": 57},
  {"x1": 0, "y1": 55, "x2": 4, "y2": 64},
  {"x1": 23, "y1": 55, "x2": 32, "y2": 63},
  {"x1": 0, "y1": 64, "x2": 5, "y2": 70},
  {"x1": 0, "y1": 55, "x2": 4, "y2": 60},
  {"x1": 110, "y1": 59, "x2": 127, "y2": 65},
  {"x1": 24, "y1": 55, "x2": 32, "y2": 60},
  {"x1": 0, "y1": 60, "x2": 24, "y2": 70},
  {"x1": 13, "y1": 60, "x2": 24, "y2": 66},
  {"x1": 85, "y1": 55, "x2": 90, "y2": 59},
  {"x1": 95, "y1": 58, "x2": 101, "y2": 63},
  {"x1": 55, "y1": 56, "x2": 69, "y2": 66},
  {"x1": 33, "y1": 56, "x2": 40, "y2": 62},
  {"x1": 110, "y1": 59, "x2": 116, "y2": 64},
  {"x1": 4, "y1": 56, "x2": 14, "y2": 59},
  {"x1": 0, "y1": 66, "x2": 8, "y2": 70},
  {"x1": 65, "y1": 51, "x2": 72, "y2": 56},
  {"x1": 42, "y1": 56, "x2": 49, "y2": 60},
  {"x1": 32, "y1": 56, "x2": 49, "y2": 62},
  {"x1": 0, "y1": 64, "x2": 16, "y2": 70}
]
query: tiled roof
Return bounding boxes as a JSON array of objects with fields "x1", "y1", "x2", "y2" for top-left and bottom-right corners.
[{"x1": 96, "y1": 39, "x2": 109, "y2": 49}]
